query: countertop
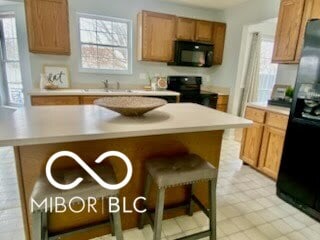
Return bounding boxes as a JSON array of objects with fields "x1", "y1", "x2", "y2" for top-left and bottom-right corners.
[
  {"x1": 247, "y1": 102, "x2": 291, "y2": 116},
  {"x1": 28, "y1": 89, "x2": 180, "y2": 96},
  {"x1": 0, "y1": 103, "x2": 251, "y2": 147}
]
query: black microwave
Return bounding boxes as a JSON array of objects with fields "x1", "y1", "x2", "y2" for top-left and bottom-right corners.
[{"x1": 168, "y1": 41, "x2": 214, "y2": 67}]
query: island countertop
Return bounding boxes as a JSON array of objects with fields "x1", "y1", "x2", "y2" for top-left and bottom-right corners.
[
  {"x1": 28, "y1": 88, "x2": 180, "y2": 96},
  {"x1": 0, "y1": 103, "x2": 251, "y2": 147}
]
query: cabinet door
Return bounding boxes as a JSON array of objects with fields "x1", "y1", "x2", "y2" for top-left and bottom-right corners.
[
  {"x1": 195, "y1": 20, "x2": 213, "y2": 43},
  {"x1": 240, "y1": 122, "x2": 264, "y2": 167},
  {"x1": 295, "y1": 0, "x2": 320, "y2": 61},
  {"x1": 25, "y1": 0, "x2": 70, "y2": 55},
  {"x1": 138, "y1": 11, "x2": 176, "y2": 62},
  {"x1": 272, "y1": 0, "x2": 305, "y2": 63},
  {"x1": 212, "y1": 22, "x2": 226, "y2": 65},
  {"x1": 176, "y1": 17, "x2": 196, "y2": 41},
  {"x1": 258, "y1": 126, "x2": 286, "y2": 179}
]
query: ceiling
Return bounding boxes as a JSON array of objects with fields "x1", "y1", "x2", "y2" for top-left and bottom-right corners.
[{"x1": 162, "y1": 0, "x2": 251, "y2": 10}]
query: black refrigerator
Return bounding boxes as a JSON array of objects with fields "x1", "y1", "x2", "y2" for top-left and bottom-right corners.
[{"x1": 277, "y1": 19, "x2": 320, "y2": 221}]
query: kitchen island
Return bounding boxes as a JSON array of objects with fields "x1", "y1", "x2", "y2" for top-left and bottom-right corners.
[{"x1": 0, "y1": 103, "x2": 251, "y2": 240}]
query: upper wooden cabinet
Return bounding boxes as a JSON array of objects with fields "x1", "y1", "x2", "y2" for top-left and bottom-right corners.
[
  {"x1": 272, "y1": 0, "x2": 320, "y2": 63},
  {"x1": 272, "y1": 0, "x2": 305, "y2": 63},
  {"x1": 212, "y1": 22, "x2": 226, "y2": 64},
  {"x1": 137, "y1": 11, "x2": 176, "y2": 62},
  {"x1": 25, "y1": 0, "x2": 70, "y2": 55},
  {"x1": 195, "y1": 20, "x2": 213, "y2": 43},
  {"x1": 137, "y1": 10, "x2": 226, "y2": 64},
  {"x1": 176, "y1": 17, "x2": 196, "y2": 41}
]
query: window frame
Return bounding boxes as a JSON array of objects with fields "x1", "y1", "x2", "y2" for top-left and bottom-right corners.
[{"x1": 77, "y1": 13, "x2": 133, "y2": 75}]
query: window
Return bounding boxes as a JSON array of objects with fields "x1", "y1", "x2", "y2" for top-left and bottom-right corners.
[
  {"x1": 0, "y1": 14, "x2": 24, "y2": 105},
  {"x1": 78, "y1": 13, "x2": 132, "y2": 74},
  {"x1": 257, "y1": 38, "x2": 278, "y2": 103}
]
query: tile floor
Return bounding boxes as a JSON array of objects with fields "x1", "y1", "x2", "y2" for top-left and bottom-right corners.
[{"x1": 1, "y1": 138, "x2": 320, "y2": 240}]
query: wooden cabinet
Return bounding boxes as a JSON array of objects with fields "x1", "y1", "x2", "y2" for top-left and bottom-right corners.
[
  {"x1": 138, "y1": 10, "x2": 226, "y2": 65},
  {"x1": 212, "y1": 22, "x2": 226, "y2": 64},
  {"x1": 80, "y1": 96, "x2": 101, "y2": 105},
  {"x1": 216, "y1": 95, "x2": 229, "y2": 112},
  {"x1": 240, "y1": 106, "x2": 289, "y2": 179},
  {"x1": 25, "y1": 0, "x2": 70, "y2": 55},
  {"x1": 137, "y1": 11, "x2": 176, "y2": 62},
  {"x1": 258, "y1": 126, "x2": 286, "y2": 179},
  {"x1": 272, "y1": 0, "x2": 320, "y2": 63},
  {"x1": 241, "y1": 122, "x2": 265, "y2": 166},
  {"x1": 176, "y1": 17, "x2": 196, "y2": 41},
  {"x1": 31, "y1": 96, "x2": 80, "y2": 105},
  {"x1": 195, "y1": 20, "x2": 213, "y2": 43}
]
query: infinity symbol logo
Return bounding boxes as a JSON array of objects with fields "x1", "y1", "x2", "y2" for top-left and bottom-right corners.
[{"x1": 46, "y1": 151, "x2": 133, "y2": 191}]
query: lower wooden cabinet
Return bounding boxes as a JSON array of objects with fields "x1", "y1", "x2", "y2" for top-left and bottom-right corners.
[
  {"x1": 31, "y1": 96, "x2": 80, "y2": 106},
  {"x1": 240, "y1": 106, "x2": 289, "y2": 180},
  {"x1": 258, "y1": 126, "x2": 286, "y2": 179},
  {"x1": 216, "y1": 95, "x2": 229, "y2": 112},
  {"x1": 240, "y1": 122, "x2": 264, "y2": 167}
]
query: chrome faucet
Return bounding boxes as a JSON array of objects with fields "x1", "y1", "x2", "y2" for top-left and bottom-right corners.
[{"x1": 102, "y1": 80, "x2": 109, "y2": 89}]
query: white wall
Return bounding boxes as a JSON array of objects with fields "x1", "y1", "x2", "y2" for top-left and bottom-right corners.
[
  {"x1": 214, "y1": 0, "x2": 280, "y2": 114},
  {"x1": 275, "y1": 64, "x2": 298, "y2": 86},
  {"x1": 26, "y1": 0, "x2": 225, "y2": 90}
]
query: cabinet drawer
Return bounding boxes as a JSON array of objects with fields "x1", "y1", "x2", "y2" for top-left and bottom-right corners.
[
  {"x1": 265, "y1": 112, "x2": 289, "y2": 130},
  {"x1": 245, "y1": 107, "x2": 265, "y2": 123},
  {"x1": 31, "y1": 96, "x2": 80, "y2": 106}
]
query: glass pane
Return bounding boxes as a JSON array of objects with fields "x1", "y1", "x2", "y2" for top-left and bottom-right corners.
[
  {"x1": 8, "y1": 83, "x2": 24, "y2": 105},
  {"x1": 80, "y1": 30, "x2": 96, "y2": 44},
  {"x1": 113, "y1": 58, "x2": 128, "y2": 70},
  {"x1": 79, "y1": 17, "x2": 96, "y2": 31},
  {"x1": 97, "y1": 32, "x2": 113, "y2": 45},
  {"x1": 112, "y1": 22, "x2": 127, "y2": 36},
  {"x1": 5, "y1": 62, "x2": 22, "y2": 83},
  {"x1": 113, "y1": 34, "x2": 127, "y2": 47},
  {"x1": 3, "y1": 17, "x2": 17, "y2": 38},
  {"x1": 97, "y1": 46, "x2": 113, "y2": 59},
  {"x1": 5, "y1": 38, "x2": 19, "y2": 60},
  {"x1": 114, "y1": 48, "x2": 127, "y2": 60},
  {"x1": 97, "y1": 20, "x2": 112, "y2": 33},
  {"x1": 81, "y1": 44, "x2": 98, "y2": 68},
  {"x1": 98, "y1": 57, "x2": 114, "y2": 69}
]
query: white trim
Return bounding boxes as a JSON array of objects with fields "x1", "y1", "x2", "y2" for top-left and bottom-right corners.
[{"x1": 76, "y1": 12, "x2": 133, "y2": 75}]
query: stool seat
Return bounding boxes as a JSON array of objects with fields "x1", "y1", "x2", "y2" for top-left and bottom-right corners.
[
  {"x1": 146, "y1": 154, "x2": 217, "y2": 188},
  {"x1": 31, "y1": 164, "x2": 119, "y2": 211}
]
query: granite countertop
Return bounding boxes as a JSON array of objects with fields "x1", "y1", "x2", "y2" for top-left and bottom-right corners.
[
  {"x1": 0, "y1": 103, "x2": 251, "y2": 147},
  {"x1": 247, "y1": 102, "x2": 291, "y2": 116},
  {"x1": 28, "y1": 89, "x2": 180, "y2": 96}
]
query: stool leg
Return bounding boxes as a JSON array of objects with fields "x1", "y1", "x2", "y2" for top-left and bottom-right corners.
[
  {"x1": 109, "y1": 212, "x2": 115, "y2": 236},
  {"x1": 153, "y1": 188, "x2": 165, "y2": 240},
  {"x1": 32, "y1": 211, "x2": 42, "y2": 240},
  {"x1": 41, "y1": 210, "x2": 48, "y2": 240},
  {"x1": 187, "y1": 184, "x2": 194, "y2": 216},
  {"x1": 209, "y1": 180, "x2": 217, "y2": 240},
  {"x1": 138, "y1": 173, "x2": 152, "y2": 229},
  {"x1": 112, "y1": 211, "x2": 123, "y2": 240}
]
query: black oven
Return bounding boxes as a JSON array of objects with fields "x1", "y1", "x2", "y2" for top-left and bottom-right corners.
[{"x1": 168, "y1": 41, "x2": 213, "y2": 67}]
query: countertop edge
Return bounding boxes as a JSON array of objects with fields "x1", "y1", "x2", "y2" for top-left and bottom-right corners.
[
  {"x1": 0, "y1": 122, "x2": 252, "y2": 147},
  {"x1": 246, "y1": 102, "x2": 290, "y2": 116}
]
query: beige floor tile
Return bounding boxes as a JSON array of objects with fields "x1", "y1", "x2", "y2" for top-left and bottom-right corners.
[
  {"x1": 230, "y1": 216, "x2": 254, "y2": 231},
  {"x1": 218, "y1": 219, "x2": 241, "y2": 235},
  {"x1": 244, "y1": 228, "x2": 269, "y2": 240},
  {"x1": 258, "y1": 223, "x2": 282, "y2": 239}
]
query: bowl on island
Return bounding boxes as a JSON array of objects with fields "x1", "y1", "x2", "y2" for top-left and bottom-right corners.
[{"x1": 94, "y1": 96, "x2": 167, "y2": 116}]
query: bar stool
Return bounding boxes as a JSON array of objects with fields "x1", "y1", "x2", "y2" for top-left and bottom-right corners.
[
  {"x1": 30, "y1": 164, "x2": 123, "y2": 240},
  {"x1": 138, "y1": 153, "x2": 218, "y2": 240}
]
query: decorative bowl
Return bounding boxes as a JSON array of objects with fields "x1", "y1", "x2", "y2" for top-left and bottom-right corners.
[{"x1": 94, "y1": 97, "x2": 167, "y2": 116}]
